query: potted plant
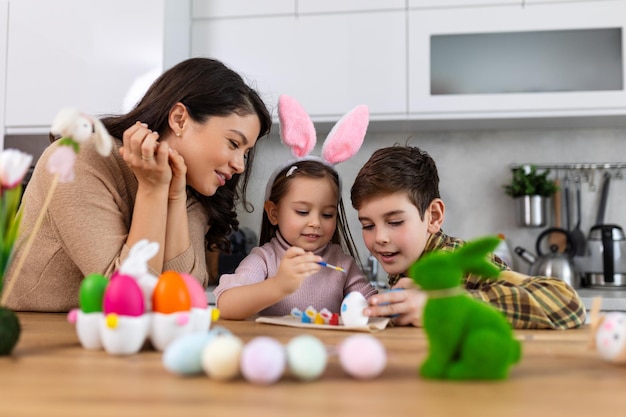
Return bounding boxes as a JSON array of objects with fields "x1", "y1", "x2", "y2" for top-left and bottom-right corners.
[{"x1": 504, "y1": 165, "x2": 558, "y2": 227}]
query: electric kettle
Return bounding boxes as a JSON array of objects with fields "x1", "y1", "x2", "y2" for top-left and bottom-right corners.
[{"x1": 584, "y1": 224, "x2": 626, "y2": 288}]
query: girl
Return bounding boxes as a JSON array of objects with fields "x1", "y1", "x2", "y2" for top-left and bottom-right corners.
[
  {"x1": 214, "y1": 95, "x2": 377, "y2": 319},
  {"x1": 5, "y1": 58, "x2": 272, "y2": 312}
]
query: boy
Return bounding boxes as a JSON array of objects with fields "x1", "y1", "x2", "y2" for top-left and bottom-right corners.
[{"x1": 350, "y1": 145, "x2": 586, "y2": 329}]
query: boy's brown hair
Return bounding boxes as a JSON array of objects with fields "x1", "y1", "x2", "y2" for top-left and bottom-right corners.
[{"x1": 350, "y1": 145, "x2": 441, "y2": 218}]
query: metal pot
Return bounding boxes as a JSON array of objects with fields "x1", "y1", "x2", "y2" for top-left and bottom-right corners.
[
  {"x1": 514, "y1": 195, "x2": 549, "y2": 228},
  {"x1": 514, "y1": 227, "x2": 580, "y2": 288}
]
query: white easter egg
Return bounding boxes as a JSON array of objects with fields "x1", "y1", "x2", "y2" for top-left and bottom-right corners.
[
  {"x1": 201, "y1": 334, "x2": 244, "y2": 381},
  {"x1": 595, "y1": 312, "x2": 626, "y2": 363},
  {"x1": 340, "y1": 291, "x2": 369, "y2": 327}
]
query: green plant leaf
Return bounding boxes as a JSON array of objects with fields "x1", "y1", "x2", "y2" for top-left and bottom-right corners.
[
  {"x1": 0, "y1": 185, "x2": 23, "y2": 289},
  {"x1": 503, "y1": 165, "x2": 558, "y2": 198}
]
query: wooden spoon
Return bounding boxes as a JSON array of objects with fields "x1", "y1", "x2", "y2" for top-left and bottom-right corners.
[{"x1": 549, "y1": 177, "x2": 567, "y2": 252}]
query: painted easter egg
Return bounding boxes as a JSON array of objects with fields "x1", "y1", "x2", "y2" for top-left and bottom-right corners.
[
  {"x1": 240, "y1": 337, "x2": 286, "y2": 385},
  {"x1": 286, "y1": 334, "x2": 328, "y2": 381},
  {"x1": 180, "y1": 273, "x2": 208, "y2": 309},
  {"x1": 595, "y1": 312, "x2": 626, "y2": 363},
  {"x1": 153, "y1": 271, "x2": 191, "y2": 314},
  {"x1": 102, "y1": 274, "x2": 144, "y2": 316},
  {"x1": 201, "y1": 333, "x2": 244, "y2": 381},
  {"x1": 338, "y1": 334, "x2": 387, "y2": 379},
  {"x1": 79, "y1": 273, "x2": 109, "y2": 313},
  {"x1": 162, "y1": 327, "x2": 231, "y2": 376},
  {"x1": 341, "y1": 291, "x2": 369, "y2": 327}
]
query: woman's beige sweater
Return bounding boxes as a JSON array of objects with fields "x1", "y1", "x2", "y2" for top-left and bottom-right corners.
[{"x1": 4, "y1": 140, "x2": 210, "y2": 312}]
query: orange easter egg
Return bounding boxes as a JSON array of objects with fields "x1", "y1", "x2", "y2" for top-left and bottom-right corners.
[{"x1": 152, "y1": 271, "x2": 191, "y2": 314}]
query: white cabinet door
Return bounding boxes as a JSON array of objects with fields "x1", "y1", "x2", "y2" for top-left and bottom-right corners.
[
  {"x1": 192, "y1": 0, "x2": 295, "y2": 18},
  {"x1": 409, "y1": 0, "x2": 520, "y2": 7},
  {"x1": 525, "y1": 0, "x2": 611, "y2": 4},
  {"x1": 298, "y1": 0, "x2": 405, "y2": 13},
  {"x1": 5, "y1": 0, "x2": 165, "y2": 133},
  {"x1": 193, "y1": 11, "x2": 406, "y2": 119},
  {"x1": 408, "y1": 2, "x2": 626, "y2": 119}
]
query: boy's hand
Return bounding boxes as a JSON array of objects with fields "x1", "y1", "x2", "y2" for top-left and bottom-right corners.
[
  {"x1": 364, "y1": 278, "x2": 426, "y2": 327},
  {"x1": 273, "y1": 246, "x2": 322, "y2": 295}
]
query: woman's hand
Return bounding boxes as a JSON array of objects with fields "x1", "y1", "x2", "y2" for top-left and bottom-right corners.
[
  {"x1": 273, "y1": 246, "x2": 322, "y2": 295},
  {"x1": 364, "y1": 278, "x2": 426, "y2": 327},
  {"x1": 167, "y1": 147, "x2": 187, "y2": 202},
  {"x1": 119, "y1": 121, "x2": 172, "y2": 190}
]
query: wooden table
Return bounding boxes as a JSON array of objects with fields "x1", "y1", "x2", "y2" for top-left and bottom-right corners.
[{"x1": 1, "y1": 313, "x2": 623, "y2": 417}]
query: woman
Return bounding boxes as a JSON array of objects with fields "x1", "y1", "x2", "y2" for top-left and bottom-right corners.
[{"x1": 5, "y1": 58, "x2": 272, "y2": 312}]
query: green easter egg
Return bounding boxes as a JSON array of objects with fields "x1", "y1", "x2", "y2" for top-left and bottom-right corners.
[{"x1": 79, "y1": 273, "x2": 109, "y2": 313}]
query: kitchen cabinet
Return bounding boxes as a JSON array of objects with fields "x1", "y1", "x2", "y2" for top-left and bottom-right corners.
[
  {"x1": 409, "y1": 0, "x2": 520, "y2": 7},
  {"x1": 409, "y1": 0, "x2": 606, "y2": 7},
  {"x1": 3, "y1": 0, "x2": 166, "y2": 137},
  {"x1": 192, "y1": 0, "x2": 404, "y2": 17},
  {"x1": 191, "y1": 0, "x2": 295, "y2": 18},
  {"x1": 297, "y1": 0, "x2": 405, "y2": 13},
  {"x1": 408, "y1": 1, "x2": 626, "y2": 120},
  {"x1": 525, "y1": 0, "x2": 615, "y2": 4},
  {"x1": 192, "y1": 9, "x2": 406, "y2": 119}
]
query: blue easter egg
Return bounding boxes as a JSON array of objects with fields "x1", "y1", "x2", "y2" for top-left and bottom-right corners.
[{"x1": 162, "y1": 326, "x2": 231, "y2": 375}]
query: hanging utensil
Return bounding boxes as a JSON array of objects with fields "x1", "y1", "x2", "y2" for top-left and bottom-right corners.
[
  {"x1": 563, "y1": 173, "x2": 571, "y2": 231},
  {"x1": 595, "y1": 171, "x2": 611, "y2": 226},
  {"x1": 571, "y1": 176, "x2": 586, "y2": 256},
  {"x1": 548, "y1": 170, "x2": 566, "y2": 252}
]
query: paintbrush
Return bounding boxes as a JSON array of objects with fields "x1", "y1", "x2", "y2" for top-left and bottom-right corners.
[{"x1": 317, "y1": 261, "x2": 346, "y2": 273}]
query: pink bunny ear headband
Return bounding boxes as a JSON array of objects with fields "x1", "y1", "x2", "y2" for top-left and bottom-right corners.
[{"x1": 264, "y1": 95, "x2": 369, "y2": 201}]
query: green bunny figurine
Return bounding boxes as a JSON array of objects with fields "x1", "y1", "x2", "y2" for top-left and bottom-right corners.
[{"x1": 408, "y1": 236, "x2": 521, "y2": 380}]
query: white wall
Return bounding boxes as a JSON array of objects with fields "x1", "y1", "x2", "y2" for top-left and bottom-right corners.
[{"x1": 237, "y1": 126, "x2": 626, "y2": 277}]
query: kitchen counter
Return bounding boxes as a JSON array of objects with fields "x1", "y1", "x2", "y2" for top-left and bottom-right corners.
[
  {"x1": 576, "y1": 287, "x2": 626, "y2": 312},
  {"x1": 2, "y1": 312, "x2": 624, "y2": 416}
]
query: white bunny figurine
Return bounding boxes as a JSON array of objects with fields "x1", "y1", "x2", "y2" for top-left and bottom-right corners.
[
  {"x1": 119, "y1": 239, "x2": 160, "y2": 312},
  {"x1": 50, "y1": 108, "x2": 113, "y2": 156}
]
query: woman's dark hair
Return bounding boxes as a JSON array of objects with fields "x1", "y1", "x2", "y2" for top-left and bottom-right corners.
[
  {"x1": 260, "y1": 160, "x2": 362, "y2": 266},
  {"x1": 100, "y1": 58, "x2": 272, "y2": 252}
]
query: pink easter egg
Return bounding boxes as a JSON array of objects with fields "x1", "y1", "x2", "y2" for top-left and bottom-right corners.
[
  {"x1": 180, "y1": 273, "x2": 208, "y2": 309},
  {"x1": 240, "y1": 337, "x2": 286, "y2": 385},
  {"x1": 102, "y1": 274, "x2": 144, "y2": 317},
  {"x1": 338, "y1": 334, "x2": 387, "y2": 379}
]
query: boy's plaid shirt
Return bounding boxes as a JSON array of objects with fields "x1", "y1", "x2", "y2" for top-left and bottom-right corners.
[{"x1": 387, "y1": 230, "x2": 586, "y2": 329}]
